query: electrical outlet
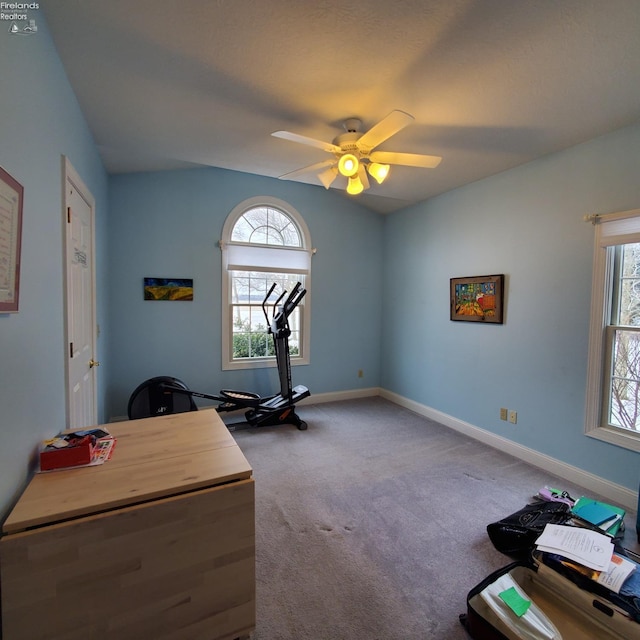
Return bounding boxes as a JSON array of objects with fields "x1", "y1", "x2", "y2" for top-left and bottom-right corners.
[
  {"x1": 500, "y1": 407, "x2": 508, "y2": 421},
  {"x1": 508, "y1": 410, "x2": 517, "y2": 424},
  {"x1": 358, "y1": 369, "x2": 363, "y2": 378}
]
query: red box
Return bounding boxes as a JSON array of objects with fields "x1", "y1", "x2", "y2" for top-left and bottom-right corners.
[{"x1": 40, "y1": 437, "x2": 94, "y2": 471}]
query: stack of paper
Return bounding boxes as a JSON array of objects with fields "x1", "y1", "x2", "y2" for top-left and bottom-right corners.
[
  {"x1": 535, "y1": 524, "x2": 614, "y2": 571},
  {"x1": 596, "y1": 553, "x2": 637, "y2": 593}
]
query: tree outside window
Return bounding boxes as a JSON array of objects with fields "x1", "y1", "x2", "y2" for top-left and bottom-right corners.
[{"x1": 608, "y1": 243, "x2": 640, "y2": 432}]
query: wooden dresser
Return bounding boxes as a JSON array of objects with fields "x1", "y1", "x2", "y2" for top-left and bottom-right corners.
[{"x1": 0, "y1": 409, "x2": 255, "y2": 640}]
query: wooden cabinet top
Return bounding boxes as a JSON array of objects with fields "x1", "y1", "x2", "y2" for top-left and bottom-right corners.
[{"x1": 3, "y1": 409, "x2": 252, "y2": 534}]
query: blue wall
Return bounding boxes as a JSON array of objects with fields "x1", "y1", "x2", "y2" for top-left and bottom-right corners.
[
  {"x1": 1, "y1": 8, "x2": 638, "y2": 527},
  {"x1": 0, "y1": 15, "x2": 109, "y2": 517},
  {"x1": 382, "y1": 123, "x2": 640, "y2": 491},
  {"x1": 106, "y1": 169, "x2": 383, "y2": 418}
]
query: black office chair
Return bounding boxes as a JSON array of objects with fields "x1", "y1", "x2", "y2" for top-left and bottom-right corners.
[{"x1": 127, "y1": 376, "x2": 198, "y2": 420}]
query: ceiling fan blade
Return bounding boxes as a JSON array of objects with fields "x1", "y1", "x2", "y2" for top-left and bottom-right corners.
[
  {"x1": 272, "y1": 131, "x2": 342, "y2": 154},
  {"x1": 369, "y1": 151, "x2": 442, "y2": 168},
  {"x1": 356, "y1": 110, "x2": 415, "y2": 152},
  {"x1": 278, "y1": 159, "x2": 336, "y2": 181}
]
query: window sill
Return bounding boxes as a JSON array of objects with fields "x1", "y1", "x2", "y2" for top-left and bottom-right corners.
[{"x1": 586, "y1": 424, "x2": 640, "y2": 453}]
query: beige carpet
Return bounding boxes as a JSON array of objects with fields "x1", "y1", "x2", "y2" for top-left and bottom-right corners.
[{"x1": 230, "y1": 397, "x2": 635, "y2": 640}]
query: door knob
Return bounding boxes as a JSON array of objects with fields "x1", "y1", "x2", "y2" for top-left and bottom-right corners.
[{"x1": 89, "y1": 359, "x2": 100, "y2": 368}]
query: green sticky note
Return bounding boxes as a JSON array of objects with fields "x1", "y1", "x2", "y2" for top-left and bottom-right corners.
[{"x1": 499, "y1": 587, "x2": 531, "y2": 617}]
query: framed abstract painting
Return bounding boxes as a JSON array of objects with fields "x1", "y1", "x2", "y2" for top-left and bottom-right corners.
[{"x1": 144, "y1": 277, "x2": 194, "y2": 301}]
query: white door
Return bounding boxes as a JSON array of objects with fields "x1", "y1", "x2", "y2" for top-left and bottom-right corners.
[{"x1": 64, "y1": 157, "x2": 98, "y2": 429}]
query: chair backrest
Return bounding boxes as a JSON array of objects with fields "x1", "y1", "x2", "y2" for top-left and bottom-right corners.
[{"x1": 127, "y1": 376, "x2": 198, "y2": 420}]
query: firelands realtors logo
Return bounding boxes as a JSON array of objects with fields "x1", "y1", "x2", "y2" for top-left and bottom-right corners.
[{"x1": 1, "y1": 2, "x2": 39, "y2": 35}]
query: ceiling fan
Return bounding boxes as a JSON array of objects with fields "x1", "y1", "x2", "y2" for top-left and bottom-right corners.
[{"x1": 272, "y1": 110, "x2": 442, "y2": 195}]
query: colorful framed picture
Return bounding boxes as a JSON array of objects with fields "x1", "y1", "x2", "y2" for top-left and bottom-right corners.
[
  {"x1": 450, "y1": 274, "x2": 504, "y2": 324},
  {"x1": 144, "y1": 277, "x2": 193, "y2": 301},
  {"x1": 0, "y1": 166, "x2": 24, "y2": 313}
]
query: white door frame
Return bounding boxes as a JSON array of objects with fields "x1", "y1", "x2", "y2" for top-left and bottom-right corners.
[{"x1": 62, "y1": 156, "x2": 98, "y2": 428}]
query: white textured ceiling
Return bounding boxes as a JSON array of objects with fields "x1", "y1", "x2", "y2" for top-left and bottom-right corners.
[{"x1": 42, "y1": 1, "x2": 640, "y2": 214}]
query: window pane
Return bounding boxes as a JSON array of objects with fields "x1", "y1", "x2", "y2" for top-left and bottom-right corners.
[
  {"x1": 230, "y1": 270, "x2": 304, "y2": 360},
  {"x1": 230, "y1": 276, "x2": 249, "y2": 305},
  {"x1": 232, "y1": 306, "x2": 249, "y2": 331},
  {"x1": 618, "y1": 243, "x2": 640, "y2": 326},
  {"x1": 231, "y1": 207, "x2": 302, "y2": 247},
  {"x1": 607, "y1": 242, "x2": 640, "y2": 432},
  {"x1": 289, "y1": 309, "x2": 301, "y2": 355},
  {"x1": 608, "y1": 328, "x2": 640, "y2": 431},
  {"x1": 267, "y1": 209, "x2": 301, "y2": 246},
  {"x1": 250, "y1": 305, "x2": 266, "y2": 331},
  {"x1": 230, "y1": 272, "x2": 301, "y2": 302},
  {"x1": 230, "y1": 217, "x2": 255, "y2": 243}
]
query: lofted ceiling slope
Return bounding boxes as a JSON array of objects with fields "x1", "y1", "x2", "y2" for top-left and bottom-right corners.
[{"x1": 41, "y1": 1, "x2": 640, "y2": 214}]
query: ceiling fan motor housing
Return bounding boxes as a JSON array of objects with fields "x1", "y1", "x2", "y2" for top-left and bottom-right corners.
[{"x1": 333, "y1": 131, "x2": 368, "y2": 157}]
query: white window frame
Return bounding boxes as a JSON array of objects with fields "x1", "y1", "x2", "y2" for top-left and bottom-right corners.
[
  {"x1": 220, "y1": 196, "x2": 312, "y2": 371},
  {"x1": 585, "y1": 208, "x2": 640, "y2": 452}
]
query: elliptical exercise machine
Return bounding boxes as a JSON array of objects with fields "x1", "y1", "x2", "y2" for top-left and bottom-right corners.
[
  {"x1": 127, "y1": 282, "x2": 310, "y2": 430},
  {"x1": 213, "y1": 280, "x2": 310, "y2": 429}
]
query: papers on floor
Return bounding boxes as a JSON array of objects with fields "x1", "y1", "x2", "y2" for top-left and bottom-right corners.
[{"x1": 535, "y1": 524, "x2": 614, "y2": 571}]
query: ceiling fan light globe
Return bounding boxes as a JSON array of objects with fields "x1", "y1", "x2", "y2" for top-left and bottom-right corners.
[
  {"x1": 347, "y1": 175, "x2": 364, "y2": 195},
  {"x1": 318, "y1": 165, "x2": 338, "y2": 189},
  {"x1": 338, "y1": 153, "x2": 359, "y2": 177},
  {"x1": 367, "y1": 162, "x2": 390, "y2": 184}
]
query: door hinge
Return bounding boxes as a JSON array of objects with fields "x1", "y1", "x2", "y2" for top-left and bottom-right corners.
[
  {"x1": 69, "y1": 342, "x2": 73, "y2": 358},
  {"x1": 67, "y1": 207, "x2": 71, "y2": 223}
]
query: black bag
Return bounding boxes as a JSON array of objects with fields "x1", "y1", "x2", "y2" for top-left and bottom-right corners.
[{"x1": 486, "y1": 501, "x2": 571, "y2": 558}]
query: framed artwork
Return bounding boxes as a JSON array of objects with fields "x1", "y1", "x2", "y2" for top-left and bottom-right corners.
[
  {"x1": 144, "y1": 277, "x2": 194, "y2": 301},
  {"x1": 0, "y1": 166, "x2": 24, "y2": 313},
  {"x1": 450, "y1": 274, "x2": 504, "y2": 324}
]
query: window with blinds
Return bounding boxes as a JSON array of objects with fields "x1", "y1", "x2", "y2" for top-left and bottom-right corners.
[
  {"x1": 220, "y1": 197, "x2": 312, "y2": 370},
  {"x1": 585, "y1": 208, "x2": 640, "y2": 451}
]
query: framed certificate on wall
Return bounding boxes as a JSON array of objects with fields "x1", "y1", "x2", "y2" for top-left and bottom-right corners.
[{"x1": 0, "y1": 166, "x2": 23, "y2": 313}]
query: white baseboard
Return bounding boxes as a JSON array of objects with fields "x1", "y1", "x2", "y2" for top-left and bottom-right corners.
[
  {"x1": 379, "y1": 389, "x2": 638, "y2": 511},
  {"x1": 298, "y1": 387, "x2": 381, "y2": 405}
]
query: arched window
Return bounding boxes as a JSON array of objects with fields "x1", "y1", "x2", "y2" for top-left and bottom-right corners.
[{"x1": 220, "y1": 197, "x2": 312, "y2": 370}]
